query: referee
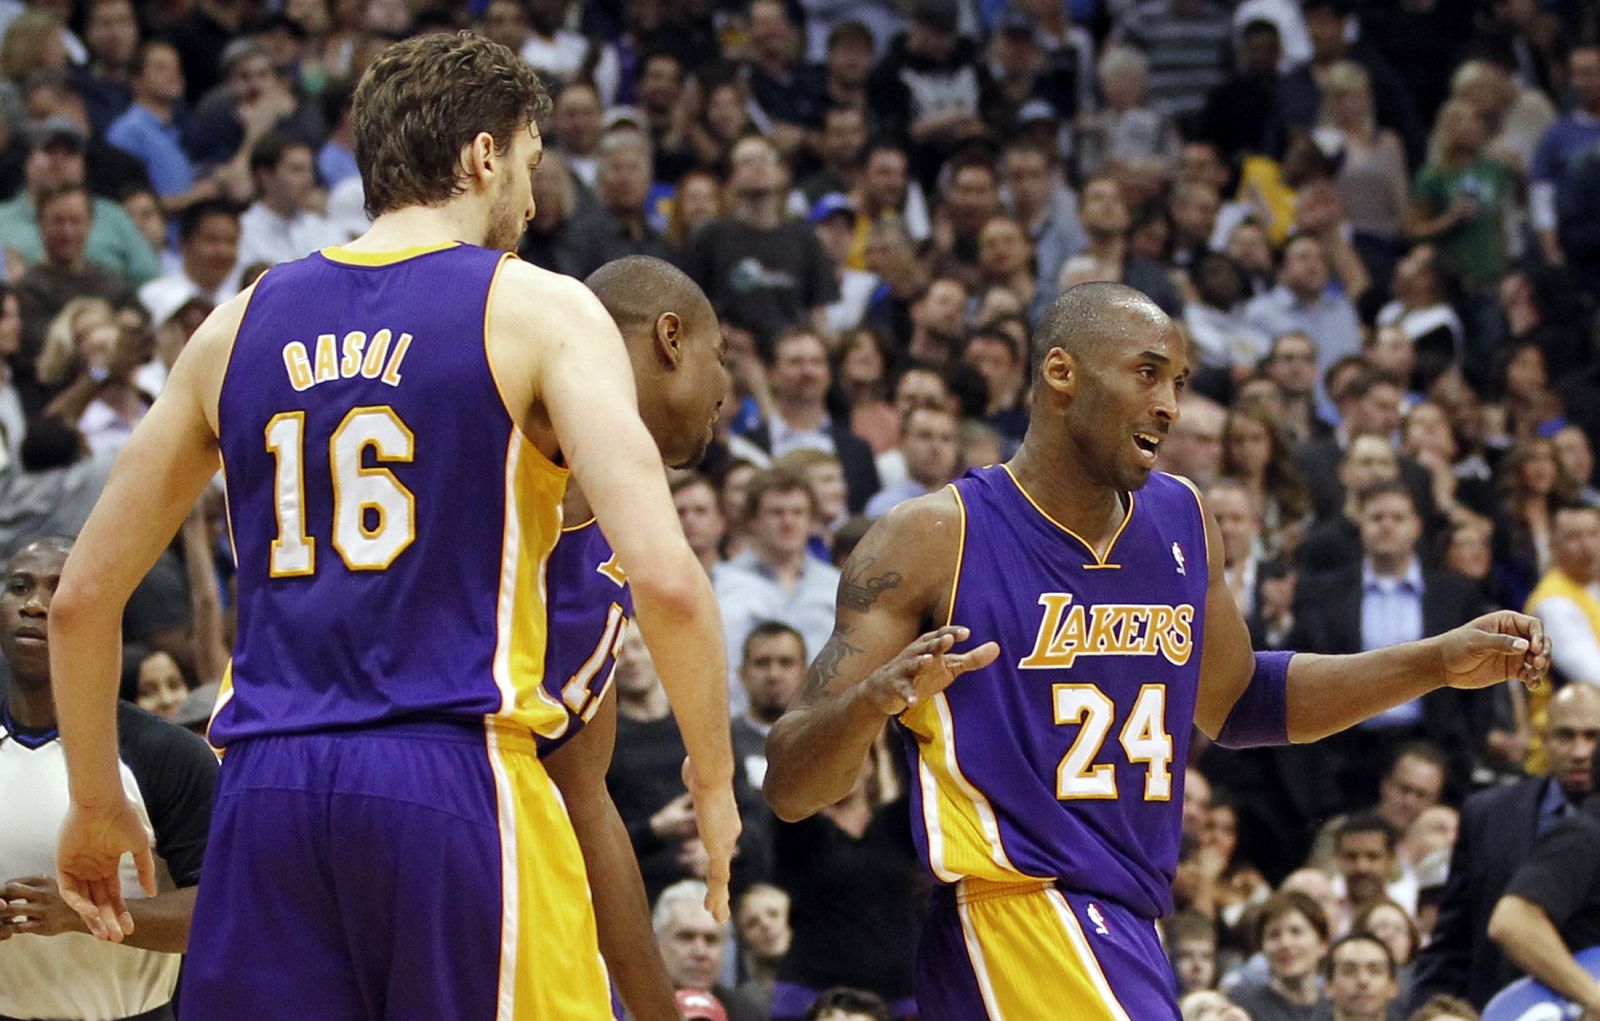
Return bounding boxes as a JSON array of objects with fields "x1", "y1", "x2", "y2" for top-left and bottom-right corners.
[{"x1": 0, "y1": 537, "x2": 216, "y2": 1021}]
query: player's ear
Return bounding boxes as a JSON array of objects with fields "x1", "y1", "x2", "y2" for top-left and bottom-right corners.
[
  {"x1": 1038, "y1": 347, "x2": 1075, "y2": 396},
  {"x1": 463, "y1": 131, "x2": 496, "y2": 185},
  {"x1": 655, "y1": 311, "x2": 684, "y2": 367}
]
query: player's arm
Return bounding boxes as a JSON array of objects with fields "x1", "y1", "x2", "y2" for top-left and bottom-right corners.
[
  {"x1": 489, "y1": 262, "x2": 739, "y2": 917},
  {"x1": 1193, "y1": 487, "x2": 1551, "y2": 745},
  {"x1": 49, "y1": 291, "x2": 246, "y2": 940},
  {"x1": 543, "y1": 690, "x2": 679, "y2": 1021},
  {"x1": 765, "y1": 492, "x2": 997, "y2": 822},
  {"x1": 1488, "y1": 896, "x2": 1600, "y2": 1016},
  {"x1": 0, "y1": 877, "x2": 196, "y2": 953}
]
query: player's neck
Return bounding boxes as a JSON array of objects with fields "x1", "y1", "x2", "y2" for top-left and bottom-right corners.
[
  {"x1": 1007, "y1": 440, "x2": 1128, "y2": 555},
  {"x1": 350, "y1": 205, "x2": 488, "y2": 253}
]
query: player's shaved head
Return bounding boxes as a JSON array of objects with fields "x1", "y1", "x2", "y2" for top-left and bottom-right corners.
[
  {"x1": 585, "y1": 255, "x2": 714, "y2": 345},
  {"x1": 8, "y1": 536, "x2": 73, "y2": 567},
  {"x1": 1034, "y1": 282, "x2": 1174, "y2": 373}
]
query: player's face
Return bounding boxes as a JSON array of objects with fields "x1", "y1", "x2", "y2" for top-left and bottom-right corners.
[
  {"x1": 484, "y1": 122, "x2": 542, "y2": 252},
  {"x1": 1063, "y1": 317, "x2": 1186, "y2": 491},
  {"x1": 666, "y1": 309, "x2": 729, "y2": 469},
  {"x1": 0, "y1": 545, "x2": 65, "y2": 685}
]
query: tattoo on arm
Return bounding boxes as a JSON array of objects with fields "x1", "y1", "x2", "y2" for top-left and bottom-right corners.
[
  {"x1": 838, "y1": 556, "x2": 902, "y2": 613},
  {"x1": 804, "y1": 629, "x2": 864, "y2": 699}
]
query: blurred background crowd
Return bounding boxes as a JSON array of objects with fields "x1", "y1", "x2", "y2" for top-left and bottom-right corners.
[{"x1": 9, "y1": 0, "x2": 1600, "y2": 1019}]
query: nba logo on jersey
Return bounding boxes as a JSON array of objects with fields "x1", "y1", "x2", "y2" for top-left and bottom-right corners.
[
  {"x1": 1171, "y1": 542, "x2": 1186, "y2": 575},
  {"x1": 1087, "y1": 903, "x2": 1110, "y2": 936}
]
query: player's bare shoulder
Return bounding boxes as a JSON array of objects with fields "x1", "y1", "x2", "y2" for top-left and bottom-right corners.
[
  {"x1": 484, "y1": 259, "x2": 624, "y2": 424},
  {"x1": 178, "y1": 279, "x2": 266, "y2": 435},
  {"x1": 848, "y1": 486, "x2": 965, "y2": 626}
]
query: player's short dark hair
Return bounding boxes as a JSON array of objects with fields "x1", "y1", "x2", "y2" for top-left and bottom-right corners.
[
  {"x1": 1336, "y1": 811, "x2": 1399, "y2": 854},
  {"x1": 1323, "y1": 931, "x2": 1396, "y2": 980},
  {"x1": 178, "y1": 198, "x2": 241, "y2": 243},
  {"x1": 1254, "y1": 890, "x2": 1330, "y2": 947},
  {"x1": 802, "y1": 988, "x2": 891, "y2": 1021},
  {"x1": 1354, "y1": 478, "x2": 1416, "y2": 516},
  {"x1": 353, "y1": 31, "x2": 551, "y2": 218},
  {"x1": 250, "y1": 128, "x2": 313, "y2": 175},
  {"x1": 744, "y1": 620, "x2": 805, "y2": 662},
  {"x1": 1034, "y1": 281, "x2": 1167, "y2": 379},
  {"x1": 743, "y1": 467, "x2": 820, "y2": 521}
]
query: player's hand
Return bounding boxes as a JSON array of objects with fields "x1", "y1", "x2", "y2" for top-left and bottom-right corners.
[
  {"x1": 0, "y1": 876, "x2": 87, "y2": 938},
  {"x1": 55, "y1": 799, "x2": 155, "y2": 942},
  {"x1": 682, "y1": 757, "x2": 740, "y2": 925},
  {"x1": 864, "y1": 626, "x2": 1000, "y2": 716},
  {"x1": 1438, "y1": 610, "x2": 1551, "y2": 692}
]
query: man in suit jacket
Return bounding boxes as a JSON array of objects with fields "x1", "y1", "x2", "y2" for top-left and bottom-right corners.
[
  {"x1": 1295, "y1": 366, "x2": 1436, "y2": 527},
  {"x1": 1288, "y1": 479, "x2": 1493, "y2": 804},
  {"x1": 740, "y1": 327, "x2": 880, "y2": 513},
  {"x1": 1407, "y1": 683, "x2": 1600, "y2": 1010}
]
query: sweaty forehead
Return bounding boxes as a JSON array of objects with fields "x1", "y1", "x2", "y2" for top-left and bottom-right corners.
[{"x1": 5, "y1": 546, "x2": 67, "y2": 578}]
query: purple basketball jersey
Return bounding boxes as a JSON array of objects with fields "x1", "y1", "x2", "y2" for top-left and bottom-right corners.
[
  {"x1": 536, "y1": 518, "x2": 633, "y2": 755},
  {"x1": 897, "y1": 466, "x2": 1209, "y2": 919},
  {"x1": 211, "y1": 244, "x2": 571, "y2": 746}
]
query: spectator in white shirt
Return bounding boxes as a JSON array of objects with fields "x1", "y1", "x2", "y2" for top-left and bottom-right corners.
[
  {"x1": 236, "y1": 130, "x2": 343, "y2": 268},
  {"x1": 137, "y1": 198, "x2": 239, "y2": 327},
  {"x1": 1527, "y1": 504, "x2": 1600, "y2": 686}
]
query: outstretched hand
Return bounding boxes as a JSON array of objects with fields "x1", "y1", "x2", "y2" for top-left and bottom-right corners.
[
  {"x1": 866, "y1": 626, "x2": 1001, "y2": 716},
  {"x1": 1439, "y1": 610, "x2": 1551, "y2": 692},
  {"x1": 55, "y1": 800, "x2": 155, "y2": 942}
]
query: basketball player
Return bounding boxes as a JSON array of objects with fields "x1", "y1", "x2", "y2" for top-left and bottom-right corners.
[
  {"x1": 764, "y1": 282, "x2": 1549, "y2": 1021},
  {"x1": 541, "y1": 255, "x2": 730, "y2": 1021},
  {"x1": 46, "y1": 34, "x2": 739, "y2": 1020}
]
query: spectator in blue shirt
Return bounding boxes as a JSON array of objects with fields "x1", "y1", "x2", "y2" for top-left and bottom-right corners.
[
  {"x1": 1531, "y1": 45, "x2": 1600, "y2": 279},
  {"x1": 106, "y1": 41, "x2": 225, "y2": 217}
]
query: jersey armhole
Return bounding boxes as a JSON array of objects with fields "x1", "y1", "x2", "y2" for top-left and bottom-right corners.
[
  {"x1": 1165, "y1": 472, "x2": 1212, "y2": 578},
  {"x1": 942, "y1": 483, "x2": 968, "y2": 628},
  {"x1": 212, "y1": 272, "x2": 268, "y2": 443},
  {"x1": 481, "y1": 252, "x2": 568, "y2": 478}
]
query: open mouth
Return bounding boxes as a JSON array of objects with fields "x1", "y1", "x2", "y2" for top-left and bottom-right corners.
[{"x1": 1133, "y1": 432, "x2": 1162, "y2": 464}]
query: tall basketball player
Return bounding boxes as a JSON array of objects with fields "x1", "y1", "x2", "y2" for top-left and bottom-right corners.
[
  {"x1": 765, "y1": 282, "x2": 1548, "y2": 1021},
  {"x1": 47, "y1": 34, "x2": 738, "y2": 1020}
]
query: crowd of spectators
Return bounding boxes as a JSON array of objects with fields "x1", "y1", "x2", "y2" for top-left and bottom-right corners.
[{"x1": 11, "y1": 0, "x2": 1600, "y2": 1018}]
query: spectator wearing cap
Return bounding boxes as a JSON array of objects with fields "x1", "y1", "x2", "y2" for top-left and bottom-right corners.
[
  {"x1": 1070, "y1": 175, "x2": 1183, "y2": 315},
  {"x1": 999, "y1": 140, "x2": 1086, "y2": 303},
  {"x1": 743, "y1": 0, "x2": 826, "y2": 160},
  {"x1": 1110, "y1": 0, "x2": 1232, "y2": 121},
  {"x1": 236, "y1": 130, "x2": 343, "y2": 269},
  {"x1": 678, "y1": 989, "x2": 730, "y2": 1021},
  {"x1": 681, "y1": 134, "x2": 838, "y2": 343},
  {"x1": 107, "y1": 41, "x2": 226, "y2": 217},
  {"x1": 74, "y1": 0, "x2": 139, "y2": 136},
  {"x1": 867, "y1": 0, "x2": 998, "y2": 189},
  {"x1": 0, "y1": 117, "x2": 159, "y2": 289},
  {"x1": 21, "y1": 71, "x2": 153, "y2": 207},
  {"x1": 812, "y1": 193, "x2": 878, "y2": 336}
]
